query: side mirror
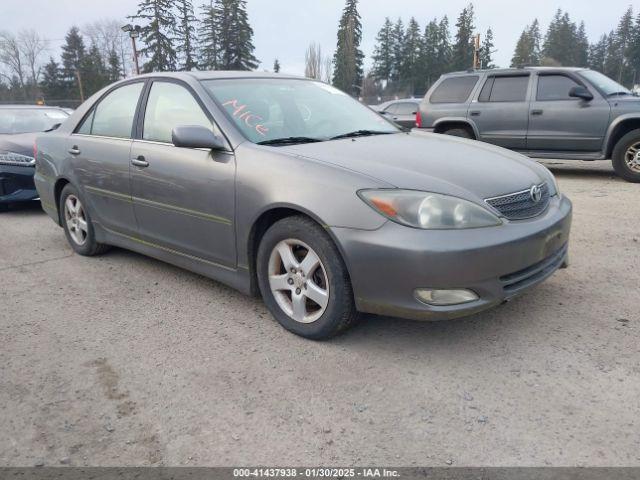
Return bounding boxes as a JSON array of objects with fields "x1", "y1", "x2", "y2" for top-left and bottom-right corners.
[
  {"x1": 172, "y1": 125, "x2": 226, "y2": 150},
  {"x1": 569, "y1": 86, "x2": 593, "y2": 101}
]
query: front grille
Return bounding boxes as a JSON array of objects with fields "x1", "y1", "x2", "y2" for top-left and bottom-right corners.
[{"x1": 486, "y1": 183, "x2": 550, "y2": 220}]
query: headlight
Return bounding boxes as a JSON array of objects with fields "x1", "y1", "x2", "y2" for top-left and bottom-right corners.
[
  {"x1": 358, "y1": 189, "x2": 502, "y2": 229},
  {"x1": 543, "y1": 167, "x2": 560, "y2": 196},
  {"x1": 0, "y1": 151, "x2": 35, "y2": 166}
]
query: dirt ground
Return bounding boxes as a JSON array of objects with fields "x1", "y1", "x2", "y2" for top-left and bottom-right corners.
[{"x1": 1, "y1": 159, "x2": 638, "y2": 467}]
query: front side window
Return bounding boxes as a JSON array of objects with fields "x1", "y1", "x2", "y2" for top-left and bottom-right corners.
[
  {"x1": 430, "y1": 76, "x2": 479, "y2": 104},
  {"x1": 143, "y1": 82, "x2": 216, "y2": 143},
  {"x1": 483, "y1": 76, "x2": 530, "y2": 102},
  {"x1": 395, "y1": 102, "x2": 419, "y2": 115},
  {"x1": 78, "y1": 82, "x2": 143, "y2": 138},
  {"x1": 537, "y1": 75, "x2": 581, "y2": 101},
  {"x1": 0, "y1": 108, "x2": 68, "y2": 134},
  {"x1": 202, "y1": 79, "x2": 398, "y2": 144}
]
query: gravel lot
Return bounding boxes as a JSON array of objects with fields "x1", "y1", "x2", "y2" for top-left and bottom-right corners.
[{"x1": 1, "y1": 159, "x2": 638, "y2": 467}]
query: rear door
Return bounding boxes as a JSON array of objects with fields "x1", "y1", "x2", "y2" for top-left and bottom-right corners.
[
  {"x1": 527, "y1": 73, "x2": 611, "y2": 152},
  {"x1": 129, "y1": 79, "x2": 236, "y2": 268},
  {"x1": 70, "y1": 81, "x2": 145, "y2": 236},
  {"x1": 469, "y1": 74, "x2": 531, "y2": 149},
  {"x1": 388, "y1": 101, "x2": 419, "y2": 128}
]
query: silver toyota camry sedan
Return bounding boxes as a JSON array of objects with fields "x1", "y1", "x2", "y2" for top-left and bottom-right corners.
[{"x1": 35, "y1": 72, "x2": 572, "y2": 340}]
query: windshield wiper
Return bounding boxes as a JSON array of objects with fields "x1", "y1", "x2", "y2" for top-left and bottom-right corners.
[
  {"x1": 257, "y1": 136, "x2": 324, "y2": 146},
  {"x1": 330, "y1": 130, "x2": 396, "y2": 140}
]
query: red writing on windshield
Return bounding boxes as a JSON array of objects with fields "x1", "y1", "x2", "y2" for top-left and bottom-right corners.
[{"x1": 222, "y1": 99, "x2": 269, "y2": 137}]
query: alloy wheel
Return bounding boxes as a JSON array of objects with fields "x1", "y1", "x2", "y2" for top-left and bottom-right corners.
[
  {"x1": 64, "y1": 194, "x2": 88, "y2": 246},
  {"x1": 625, "y1": 141, "x2": 640, "y2": 173},
  {"x1": 267, "y1": 239, "x2": 330, "y2": 324}
]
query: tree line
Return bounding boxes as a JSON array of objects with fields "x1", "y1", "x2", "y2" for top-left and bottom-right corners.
[{"x1": 1, "y1": 1, "x2": 640, "y2": 106}]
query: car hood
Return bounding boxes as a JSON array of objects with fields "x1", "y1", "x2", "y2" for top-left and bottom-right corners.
[
  {"x1": 0, "y1": 132, "x2": 37, "y2": 157},
  {"x1": 281, "y1": 132, "x2": 549, "y2": 202}
]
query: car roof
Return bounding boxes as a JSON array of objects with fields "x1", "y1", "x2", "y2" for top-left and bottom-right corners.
[
  {"x1": 443, "y1": 66, "x2": 587, "y2": 77},
  {"x1": 134, "y1": 70, "x2": 308, "y2": 82}
]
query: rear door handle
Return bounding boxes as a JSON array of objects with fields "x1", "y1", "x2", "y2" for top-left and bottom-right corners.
[
  {"x1": 531, "y1": 109, "x2": 544, "y2": 116},
  {"x1": 470, "y1": 111, "x2": 481, "y2": 116},
  {"x1": 131, "y1": 156, "x2": 149, "y2": 168},
  {"x1": 68, "y1": 146, "x2": 81, "y2": 155}
]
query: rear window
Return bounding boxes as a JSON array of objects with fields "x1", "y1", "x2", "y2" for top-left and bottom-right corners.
[
  {"x1": 480, "y1": 76, "x2": 530, "y2": 102},
  {"x1": 430, "y1": 76, "x2": 478, "y2": 104}
]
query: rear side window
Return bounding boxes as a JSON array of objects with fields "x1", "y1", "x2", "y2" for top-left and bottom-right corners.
[
  {"x1": 384, "y1": 103, "x2": 399, "y2": 114},
  {"x1": 142, "y1": 81, "x2": 215, "y2": 143},
  {"x1": 482, "y1": 76, "x2": 530, "y2": 102},
  {"x1": 430, "y1": 76, "x2": 478, "y2": 104},
  {"x1": 77, "y1": 82, "x2": 143, "y2": 138},
  {"x1": 394, "y1": 102, "x2": 419, "y2": 115},
  {"x1": 537, "y1": 75, "x2": 581, "y2": 101}
]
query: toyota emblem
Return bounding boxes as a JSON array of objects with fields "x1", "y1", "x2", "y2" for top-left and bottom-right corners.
[{"x1": 530, "y1": 185, "x2": 543, "y2": 203}]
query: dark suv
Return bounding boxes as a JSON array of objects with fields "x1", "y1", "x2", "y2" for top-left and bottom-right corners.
[{"x1": 417, "y1": 67, "x2": 640, "y2": 182}]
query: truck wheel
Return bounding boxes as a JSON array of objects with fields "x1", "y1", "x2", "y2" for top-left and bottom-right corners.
[
  {"x1": 612, "y1": 129, "x2": 640, "y2": 183},
  {"x1": 442, "y1": 127, "x2": 473, "y2": 139}
]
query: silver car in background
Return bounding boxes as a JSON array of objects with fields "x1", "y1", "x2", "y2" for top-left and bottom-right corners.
[{"x1": 35, "y1": 72, "x2": 572, "y2": 340}]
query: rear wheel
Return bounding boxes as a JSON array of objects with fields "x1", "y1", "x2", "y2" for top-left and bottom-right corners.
[
  {"x1": 256, "y1": 216, "x2": 358, "y2": 340},
  {"x1": 59, "y1": 184, "x2": 110, "y2": 256},
  {"x1": 442, "y1": 127, "x2": 473, "y2": 139},
  {"x1": 612, "y1": 129, "x2": 640, "y2": 183}
]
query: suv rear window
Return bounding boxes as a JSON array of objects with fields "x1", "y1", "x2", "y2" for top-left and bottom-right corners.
[
  {"x1": 479, "y1": 76, "x2": 530, "y2": 102},
  {"x1": 430, "y1": 76, "x2": 478, "y2": 104}
]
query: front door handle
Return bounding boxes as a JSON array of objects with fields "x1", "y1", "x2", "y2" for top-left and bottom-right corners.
[
  {"x1": 531, "y1": 109, "x2": 544, "y2": 116},
  {"x1": 470, "y1": 111, "x2": 481, "y2": 116},
  {"x1": 68, "y1": 146, "x2": 81, "y2": 155},
  {"x1": 131, "y1": 156, "x2": 149, "y2": 168}
]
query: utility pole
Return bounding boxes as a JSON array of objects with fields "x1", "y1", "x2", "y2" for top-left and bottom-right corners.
[
  {"x1": 473, "y1": 34, "x2": 481, "y2": 70},
  {"x1": 75, "y1": 70, "x2": 85, "y2": 103}
]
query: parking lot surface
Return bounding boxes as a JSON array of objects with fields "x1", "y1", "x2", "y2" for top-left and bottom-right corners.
[{"x1": 1, "y1": 160, "x2": 639, "y2": 467}]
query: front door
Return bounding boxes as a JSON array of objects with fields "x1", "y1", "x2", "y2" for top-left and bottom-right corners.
[
  {"x1": 470, "y1": 74, "x2": 532, "y2": 149},
  {"x1": 70, "y1": 81, "x2": 145, "y2": 236},
  {"x1": 129, "y1": 80, "x2": 236, "y2": 268},
  {"x1": 527, "y1": 73, "x2": 611, "y2": 152}
]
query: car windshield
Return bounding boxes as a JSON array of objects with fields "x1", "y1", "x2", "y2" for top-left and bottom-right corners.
[
  {"x1": 201, "y1": 78, "x2": 399, "y2": 144},
  {"x1": 578, "y1": 70, "x2": 632, "y2": 96},
  {"x1": 0, "y1": 108, "x2": 69, "y2": 134}
]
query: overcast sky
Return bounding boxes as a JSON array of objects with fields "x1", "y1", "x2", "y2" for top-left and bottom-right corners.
[{"x1": 4, "y1": 0, "x2": 633, "y2": 74}]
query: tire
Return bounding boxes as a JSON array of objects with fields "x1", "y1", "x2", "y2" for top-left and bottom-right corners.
[
  {"x1": 59, "y1": 184, "x2": 110, "y2": 256},
  {"x1": 442, "y1": 127, "x2": 473, "y2": 139},
  {"x1": 612, "y1": 129, "x2": 640, "y2": 183},
  {"x1": 256, "y1": 216, "x2": 358, "y2": 340},
  {"x1": 0, "y1": 203, "x2": 8, "y2": 212}
]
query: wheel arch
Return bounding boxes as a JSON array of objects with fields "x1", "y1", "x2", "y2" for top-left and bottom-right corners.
[
  {"x1": 433, "y1": 119, "x2": 478, "y2": 139},
  {"x1": 605, "y1": 116, "x2": 640, "y2": 159},
  {"x1": 246, "y1": 204, "x2": 353, "y2": 297},
  {"x1": 53, "y1": 177, "x2": 72, "y2": 226}
]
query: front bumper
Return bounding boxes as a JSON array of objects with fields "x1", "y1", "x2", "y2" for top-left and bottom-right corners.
[
  {"x1": 0, "y1": 164, "x2": 38, "y2": 203},
  {"x1": 331, "y1": 194, "x2": 572, "y2": 321}
]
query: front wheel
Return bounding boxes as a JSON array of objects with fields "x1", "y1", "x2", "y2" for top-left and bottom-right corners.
[
  {"x1": 59, "y1": 184, "x2": 110, "y2": 256},
  {"x1": 256, "y1": 216, "x2": 358, "y2": 340},
  {"x1": 612, "y1": 129, "x2": 640, "y2": 183}
]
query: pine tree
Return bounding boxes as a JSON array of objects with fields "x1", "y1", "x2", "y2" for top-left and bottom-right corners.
[
  {"x1": 436, "y1": 16, "x2": 452, "y2": 74},
  {"x1": 198, "y1": 0, "x2": 220, "y2": 69},
  {"x1": 60, "y1": 27, "x2": 86, "y2": 100},
  {"x1": 332, "y1": 0, "x2": 364, "y2": 95},
  {"x1": 421, "y1": 19, "x2": 440, "y2": 88},
  {"x1": 371, "y1": 17, "x2": 394, "y2": 82},
  {"x1": 175, "y1": 0, "x2": 197, "y2": 71},
  {"x1": 613, "y1": 6, "x2": 634, "y2": 84},
  {"x1": 81, "y1": 44, "x2": 109, "y2": 97},
  {"x1": 273, "y1": 59, "x2": 281, "y2": 73},
  {"x1": 130, "y1": 0, "x2": 177, "y2": 72},
  {"x1": 479, "y1": 28, "x2": 495, "y2": 69},
  {"x1": 40, "y1": 57, "x2": 64, "y2": 102},
  {"x1": 575, "y1": 22, "x2": 589, "y2": 68},
  {"x1": 400, "y1": 18, "x2": 423, "y2": 93},
  {"x1": 528, "y1": 19, "x2": 542, "y2": 65},
  {"x1": 216, "y1": 0, "x2": 259, "y2": 70},
  {"x1": 542, "y1": 10, "x2": 582, "y2": 66},
  {"x1": 107, "y1": 49, "x2": 122, "y2": 82},
  {"x1": 588, "y1": 34, "x2": 609, "y2": 72},
  {"x1": 629, "y1": 13, "x2": 640, "y2": 85},
  {"x1": 391, "y1": 18, "x2": 405, "y2": 82},
  {"x1": 451, "y1": 4, "x2": 475, "y2": 71}
]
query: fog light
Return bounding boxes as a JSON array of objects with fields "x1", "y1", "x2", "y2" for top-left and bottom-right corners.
[{"x1": 415, "y1": 288, "x2": 479, "y2": 306}]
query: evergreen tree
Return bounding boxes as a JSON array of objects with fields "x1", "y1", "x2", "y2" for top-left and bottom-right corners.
[
  {"x1": 176, "y1": 0, "x2": 198, "y2": 71},
  {"x1": 81, "y1": 44, "x2": 109, "y2": 97},
  {"x1": 216, "y1": 0, "x2": 259, "y2": 70},
  {"x1": 198, "y1": 0, "x2": 220, "y2": 69},
  {"x1": 421, "y1": 19, "x2": 440, "y2": 88},
  {"x1": 130, "y1": 0, "x2": 177, "y2": 72},
  {"x1": 107, "y1": 49, "x2": 122, "y2": 82},
  {"x1": 40, "y1": 57, "x2": 64, "y2": 102},
  {"x1": 629, "y1": 13, "x2": 640, "y2": 85},
  {"x1": 371, "y1": 17, "x2": 394, "y2": 82},
  {"x1": 60, "y1": 27, "x2": 86, "y2": 100},
  {"x1": 575, "y1": 22, "x2": 589, "y2": 68},
  {"x1": 436, "y1": 16, "x2": 452, "y2": 74},
  {"x1": 390, "y1": 18, "x2": 405, "y2": 82},
  {"x1": 400, "y1": 18, "x2": 423, "y2": 93},
  {"x1": 451, "y1": 4, "x2": 475, "y2": 71},
  {"x1": 604, "y1": 29, "x2": 620, "y2": 78},
  {"x1": 588, "y1": 34, "x2": 609, "y2": 72},
  {"x1": 542, "y1": 9, "x2": 583, "y2": 66},
  {"x1": 332, "y1": 0, "x2": 364, "y2": 95},
  {"x1": 273, "y1": 59, "x2": 281, "y2": 73},
  {"x1": 479, "y1": 28, "x2": 495, "y2": 69},
  {"x1": 613, "y1": 6, "x2": 634, "y2": 84}
]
